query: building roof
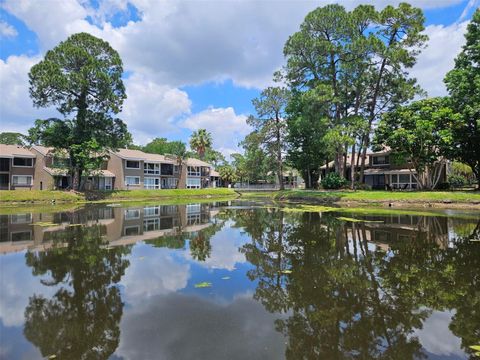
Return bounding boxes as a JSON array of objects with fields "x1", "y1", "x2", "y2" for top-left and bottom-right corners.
[
  {"x1": 0, "y1": 144, "x2": 35, "y2": 158},
  {"x1": 43, "y1": 167, "x2": 69, "y2": 176},
  {"x1": 210, "y1": 170, "x2": 220, "y2": 177},
  {"x1": 320, "y1": 153, "x2": 372, "y2": 169},
  {"x1": 186, "y1": 158, "x2": 212, "y2": 167},
  {"x1": 113, "y1": 148, "x2": 175, "y2": 164},
  {"x1": 31, "y1": 145, "x2": 53, "y2": 156},
  {"x1": 364, "y1": 168, "x2": 416, "y2": 175}
]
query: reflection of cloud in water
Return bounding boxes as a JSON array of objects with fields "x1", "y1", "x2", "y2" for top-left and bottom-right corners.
[
  {"x1": 121, "y1": 245, "x2": 191, "y2": 305},
  {"x1": 184, "y1": 226, "x2": 246, "y2": 270},
  {"x1": 0, "y1": 252, "x2": 58, "y2": 327},
  {"x1": 414, "y1": 310, "x2": 464, "y2": 357},
  {"x1": 115, "y1": 292, "x2": 285, "y2": 360}
]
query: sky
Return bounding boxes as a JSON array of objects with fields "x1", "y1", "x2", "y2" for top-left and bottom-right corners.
[{"x1": 0, "y1": 0, "x2": 478, "y2": 157}]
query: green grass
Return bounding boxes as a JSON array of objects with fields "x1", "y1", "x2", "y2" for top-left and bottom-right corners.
[
  {"x1": 0, "y1": 188, "x2": 237, "y2": 206},
  {"x1": 240, "y1": 189, "x2": 480, "y2": 204},
  {"x1": 0, "y1": 190, "x2": 82, "y2": 203}
]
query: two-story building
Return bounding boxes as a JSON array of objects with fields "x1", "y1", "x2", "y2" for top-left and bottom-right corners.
[{"x1": 0, "y1": 144, "x2": 36, "y2": 190}]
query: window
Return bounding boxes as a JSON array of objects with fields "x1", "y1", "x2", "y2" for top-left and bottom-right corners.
[
  {"x1": 162, "y1": 177, "x2": 178, "y2": 189},
  {"x1": 174, "y1": 165, "x2": 180, "y2": 174},
  {"x1": 126, "y1": 160, "x2": 140, "y2": 169},
  {"x1": 390, "y1": 173, "x2": 415, "y2": 189},
  {"x1": 161, "y1": 163, "x2": 174, "y2": 176},
  {"x1": 11, "y1": 213, "x2": 32, "y2": 224},
  {"x1": 186, "y1": 177, "x2": 201, "y2": 189},
  {"x1": 13, "y1": 157, "x2": 33, "y2": 167},
  {"x1": 124, "y1": 209, "x2": 140, "y2": 220},
  {"x1": 125, "y1": 176, "x2": 140, "y2": 186},
  {"x1": 0, "y1": 158, "x2": 10, "y2": 172},
  {"x1": 12, "y1": 175, "x2": 32, "y2": 186},
  {"x1": 144, "y1": 206, "x2": 160, "y2": 217},
  {"x1": 11, "y1": 231, "x2": 32, "y2": 242},
  {"x1": 187, "y1": 166, "x2": 201, "y2": 176},
  {"x1": 144, "y1": 218, "x2": 160, "y2": 232},
  {"x1": 144, "y1": 177, "x2": 160, "y2": 189},
  {"x1": 124, "y1": 226, "x2": 140, "y2": 236},
  {"x1": 144, "y1": 163, "x2": 160, "y2": 175},
  {"x1": 372, "y1": 155, "x2": 389, "y2": 165}
]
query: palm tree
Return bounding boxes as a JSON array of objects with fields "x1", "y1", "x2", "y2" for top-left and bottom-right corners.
[
  {"x1": 165, "y1": 146, "x2": 188, "y2": 189},
  {"x1": 189, "y1": 129, "x2": 212, "y2": 160}
]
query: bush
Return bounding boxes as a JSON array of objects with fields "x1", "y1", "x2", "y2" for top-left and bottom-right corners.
[
  {"x1": 321, "y1": 173, "x2": 348, "y2": 189},
  {"x1": 448, "y1": 174, "x2": 467, "y2": 188},
  {"x1": 354, "y1": 182, "x2": 372, "y2": 190}
]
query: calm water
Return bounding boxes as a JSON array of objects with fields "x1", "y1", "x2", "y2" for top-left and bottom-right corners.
[{"x1": 0, "y1": 201, "x2": 479, "y2": 360}]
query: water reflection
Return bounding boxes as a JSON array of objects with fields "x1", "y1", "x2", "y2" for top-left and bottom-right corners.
[
  {"x1": 0, "y1": 203, "x2": 478, "y2": 359},
  {"x1": 237, "y1": 208, "x2": 480, "y2": 359}
]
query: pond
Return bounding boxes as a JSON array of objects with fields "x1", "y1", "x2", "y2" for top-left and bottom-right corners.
[{"x1": 0, "y1": 201, "x2": 479, "y2": 359}]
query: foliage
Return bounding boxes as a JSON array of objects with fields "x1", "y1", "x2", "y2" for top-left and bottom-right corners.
[
  {"x1": 448, "y1": 174, "x2": 467, "y2": 188},
  {"x1": 374, "y1": 98, "x2": 455, "y2": 189},
  {"x1": 28, "y1": 32, "x2": 130, "y2": 190},
  {"x1": 189, "y1": 129, "x2": 213, "y2": 160},
  {"x1": 283, "y1": 3, "x2": 427, "y2": 181},
  {"x1": 286, "y1": 89, "x2": 330, "y2": 188},
  {"x1": 444, "y1": 8, "x2": 480, "y2": 188},
  {"x1": 0, "y1": 132, "x2": 27, "y2": 146},
  {"x1": 248, "y1": 86, "x2": 290, "y2": 190},
  {"x1": 143, "y1": 137, "x2": 186, "y2": 156},
  {"x1": 236, "y1": 131, "x2": 273, "y2": 183},
  {"x1": 218, "y1": 165, "x2": 237, "y2": 186},
  {"x1": 321, "y1": 173, "x2": 348, "y2": 189}
]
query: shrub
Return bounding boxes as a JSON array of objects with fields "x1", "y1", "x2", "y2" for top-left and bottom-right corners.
[
  {"x1": 448, "y1": 174, "x2": 467, "y2": 188},
  {"x1": 354, "y1": 182, "x2": 372, "y2": 190},
  {"x1": 321, "y1": 173, "x2": 348, "y2": 189}
]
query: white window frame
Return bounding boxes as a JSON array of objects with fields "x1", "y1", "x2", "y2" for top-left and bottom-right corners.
[
  {"x1": 187, "y1": 166, "x2": 201, "y2": 177},
  {"x1": 186, "y1": 177, "x2": 201, "y2": 189},
  {"x1": 12, "y1": 175, "x2": 33, "y2": 186},
  {"x1": 124, "y1": 209, "x2": 140, "y2": 220},
  {"x1": 125, "y1": 160, "x2": 141, "y2": 169},
  {"x1": 144, "y1": 206, "x2": 160, "y2": 217},
  {"x1": 144, "y1": 162, "x2": 160, "y2": 175},
  {"x1": 143, "y1": 218, "x2": 160, "y2": 232},
  {"x1": 125, "y1": 176, "x2": 140, "y2": 186},
  {"x1": 12, "y1": 157, "x2": 33, "y2": 168},
  {"x1": 10, "y1": 213, "x2": 32, "y2": 224},
  {"x1": 144, "y1": 177, "x2": 160, "y2": 189},
  {"x1": 390, "y1": 173, "x2": 416, "y2": 190}
]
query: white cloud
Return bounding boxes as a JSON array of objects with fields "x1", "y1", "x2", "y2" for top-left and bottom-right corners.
[
  {"x1": 0, "y1": 20, "x2": 17, "y2": 38},
  {"x1": 411, "y1": 21, "x2": 468, "y2": 97},
  {"x1": 180, "y1": 107, "x2": 250, "y2": 154},
  {"x1": 0, "y1": 55, "x2": 59, "y2": 132},
  {"x1": 413, "y1": 310, "x2": 465, "y2": 357},
  {"x1": 122, "y1": 73, "x2": 191, "y2": 143}
]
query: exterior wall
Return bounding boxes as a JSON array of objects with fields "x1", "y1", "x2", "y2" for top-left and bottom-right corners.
[
  {"x1": 107, "y1": 153, "x2": 126, "y2": 190},
  {"x1": 10, "y1": 158, "x2": 35, "y2": 190},
  {"x1": 31, "y1": 148, "x2": 55, "y2": 190}
]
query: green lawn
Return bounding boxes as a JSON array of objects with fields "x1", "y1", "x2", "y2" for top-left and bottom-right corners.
[
  {"x1": 240, "y1": 189, "x2": 480, "y2": 204},
  {"x1": 0, "y1": 188, "x2": 237, "y2": 205},
  {"x1": 0, "y1": 190, "x2": 82, "y2": 203}
]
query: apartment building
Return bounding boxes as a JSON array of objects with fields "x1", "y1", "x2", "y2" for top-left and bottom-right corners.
[
  {"x1": 0, "y1": 145, "x2": 219, "y2": 191},
  {"x1": 0, "y1": 144, "x2": 36, "y2": 190},
  {"x1": 321, "y1": 149, "x2": 447, "y2": 190}
]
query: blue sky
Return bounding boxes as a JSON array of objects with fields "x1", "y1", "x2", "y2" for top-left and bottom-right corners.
[{"x1": 0, "y1": 0, "x2": 478, "y2": 156}]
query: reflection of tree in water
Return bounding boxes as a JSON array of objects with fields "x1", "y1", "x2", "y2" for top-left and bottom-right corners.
[
  {"x1": 146, "y1": 218, "x2": 224, "y2": 262},
  {"x1": 238, "y1": 208, "x2": 480, "y2": 359},
  {"x1": 23, "y1": 224, "x2": 131, "y2": 360}
]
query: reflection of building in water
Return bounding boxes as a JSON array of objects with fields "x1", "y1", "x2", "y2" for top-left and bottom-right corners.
[
  {"x1": 342, "y1": 214, "x2": 474, "y2": 251},
  {"x1": 0, "y1": 204, "x2": 220, "y2": 254}
]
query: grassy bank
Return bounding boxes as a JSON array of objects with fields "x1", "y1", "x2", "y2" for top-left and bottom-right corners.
[
  {"x1": 0, "y1": 188, "x2": 238, "y2": 206},
  {"x1": 240, "y1": 190, "x2": 480, "y2": 208}
]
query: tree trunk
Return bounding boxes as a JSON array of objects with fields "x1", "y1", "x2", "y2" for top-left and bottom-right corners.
[
  {"x1": 72, "y1": 168, "x2": 80, "y2": 191},
  {"x1": 351, "y1": 143, "x2": 356, "y2": 190},
  {"x1": 276, "y1": 115, "x2": 284, "y2": 191}
]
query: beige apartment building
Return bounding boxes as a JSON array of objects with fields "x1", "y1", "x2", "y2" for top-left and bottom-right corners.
[
  {"x1": 0, "y1": 144, "x2": 36, "y2": 190},
  {"x1": 0, "y1": 145, "x2": 219, "y2": 190}
]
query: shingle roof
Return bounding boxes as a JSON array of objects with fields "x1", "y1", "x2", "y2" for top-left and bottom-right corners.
[
  {"x1": 186, "y1": 158, "x2": 212, "y2": 167},
  {"x1": 31, "y1": 145, "x2": 53, "y2": 156},
  {"x1": 0, "y1": 144, "x2": 35, "y2": 158},
  {"x1": 113, "y1": 149, "x2": 175, "y2": 163}
]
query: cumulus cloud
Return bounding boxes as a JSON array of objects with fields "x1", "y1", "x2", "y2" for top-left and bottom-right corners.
[
  {"x1": 114, "y1": 292, "x2": 285, "y2": 360},
  {"x1": 122, "y1": 73, "x2": 191, "y2": 143},
  {"x1": 180, "y1": 107, "x2": 250, "y2": 154},
  {"x1": 0, "y1": 20, "x2": 17, "y2": 38},
  {"x1": 411, "y1": 21, "x2": 468, "y2": 97},
  {"x1": 0, "y1": 55, "x2": 59, "y2": 132}
]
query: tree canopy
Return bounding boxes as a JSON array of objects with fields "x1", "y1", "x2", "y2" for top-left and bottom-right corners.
[
  {"x1": 28, "y1": 32, "x2": 131, "y2": 189},
  {"x1": 444, "y1": 8, "x2": 480, "y2": 188}
]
